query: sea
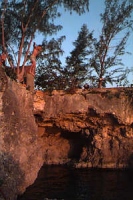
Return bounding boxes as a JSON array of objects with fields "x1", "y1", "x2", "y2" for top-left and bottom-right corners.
[{"x1": 18, "y1": 165, "x2": 133, "y2": 200}]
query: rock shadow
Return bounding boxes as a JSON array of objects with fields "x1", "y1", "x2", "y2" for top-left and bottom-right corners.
[
  {"x1": 0, "y1": 152, "x2": 25, "y2": 200},
  {"x1": 128, "y1": 153, "x2": 133, "y2": 169},
  {"x1": 61, "y1": 129, "x2": 94, "y2": 162}
]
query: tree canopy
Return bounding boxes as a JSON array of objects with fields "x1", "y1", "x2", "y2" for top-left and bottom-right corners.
[
  {"x1": 62, "y1": 24, "x2": 94, "y2": 89},
  {"x1": 1, "y1": 0, "x2": 133, "y2": 90},
  {"x1": 35, "y1": 0, "x2": 133, "y2": 90},
  {"x1": 89, "y1": 0, "x2": 133, "y2": 88},
  {"x1": 35, "y1": 36, "x2": 66, "y2": 90},
  {"x1": 0, "y1": 0, "x2": 89, "y2": 76}
]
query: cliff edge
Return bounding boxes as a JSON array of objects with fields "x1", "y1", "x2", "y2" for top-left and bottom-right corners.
[
  {"x1": 0, "y1": 67, "x2": 44, "y2": 200},
  {"x1": 1, "y1": 66, "x2": 133, "y2": 199},
  {"x1": 34, "y1": 88, "x2": 133, "y2": 169}
]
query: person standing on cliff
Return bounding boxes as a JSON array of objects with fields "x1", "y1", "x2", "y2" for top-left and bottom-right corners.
[
  {"x1": 26, "y1": 42, "x2": 42, "y2": 91},
  {"x1": 29, "y1": 42, "x2": 42, "y2": 76}
]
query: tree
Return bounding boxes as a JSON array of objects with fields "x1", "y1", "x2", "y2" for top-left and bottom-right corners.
[
  {"x1": 0, "y1": 0, "x2": 89, "y2": 82},
  {"x1": 35, "y1": 36, "x2": 65, "y2": 90},
  {"x1": 62, "y1": 24, "x2": 94, "y2": 90},
  {"x1": 89, "y1": 0, "x2": 133, "y2": 88}
]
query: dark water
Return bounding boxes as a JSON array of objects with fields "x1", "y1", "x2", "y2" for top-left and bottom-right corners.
[{"x1": 18, "y1": 165, "x2": 133, "y2": 200}]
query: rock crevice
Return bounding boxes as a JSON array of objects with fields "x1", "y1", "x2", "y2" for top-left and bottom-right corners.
[
  {"x1": 1, "y1": 69, "x2": 133, "y2": 199},
  {"x1": 34, "y1": 88, "x2": 133, "y2": 169}
]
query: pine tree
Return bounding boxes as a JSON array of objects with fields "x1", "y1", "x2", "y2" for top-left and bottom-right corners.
[
  {"x1": 35, "y1": 36, "x2": 65, "y2": 90},
  {"x1": 89, "y1": 0, "x2": 133, "y2": 88},
  {"x1": 63, "y1": 24, "x2": 94, "y2": 90}
]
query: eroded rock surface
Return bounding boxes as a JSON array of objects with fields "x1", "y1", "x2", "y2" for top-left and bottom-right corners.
[
  {"x1": 1, "y1": 66, "x2": 133, "y2": 199},
  {"x1": 34, "y1": 88, "x2": 133, "y2": 169},
  {"x1": 0, "y1": 67, "x2": 44, "y2": 200}
]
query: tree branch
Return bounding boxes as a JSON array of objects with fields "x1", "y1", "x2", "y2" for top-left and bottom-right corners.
[{"x1": 1, "y1": 0, "x2": 7, "y2": 52}]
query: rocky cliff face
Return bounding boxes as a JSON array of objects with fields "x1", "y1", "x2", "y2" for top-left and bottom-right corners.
[
  {"x1": 0, "y1": 67, "x2": 44, "y2": 200},
  {"x1": 1, "y1": 66, "x2": 133, "y2": 199},
  {"x1": 34, "y1": 88, "x2": 133, "y2": 169}
]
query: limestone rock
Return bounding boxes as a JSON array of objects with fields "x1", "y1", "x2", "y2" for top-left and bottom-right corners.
[
  {"x1": 0, "y1": 72, "x2": 44, "y2": 199},
  {"x1": 34, "y1": 88, "x2": 133, "y2": 169},
  {"x1": 1, "y1": 67, "x2": 133, "y2": 199}
]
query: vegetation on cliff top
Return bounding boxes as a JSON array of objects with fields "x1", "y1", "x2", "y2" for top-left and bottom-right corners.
[{"x1": 0, "y1": 0, "x2": 133, "y2": 91}]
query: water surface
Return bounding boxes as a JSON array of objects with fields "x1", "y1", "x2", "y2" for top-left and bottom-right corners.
[{"x1": 18, "y1": 165, "x2": 133, "y2": 200}]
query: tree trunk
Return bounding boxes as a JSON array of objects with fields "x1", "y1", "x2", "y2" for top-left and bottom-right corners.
[{"x1": 98, "y1": 78, "x2": 103, "y2": 88}]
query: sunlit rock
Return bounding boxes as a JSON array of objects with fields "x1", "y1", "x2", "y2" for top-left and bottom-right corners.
[{"x1": 1, "y1": 65, "x2": 133, "y2": 199}]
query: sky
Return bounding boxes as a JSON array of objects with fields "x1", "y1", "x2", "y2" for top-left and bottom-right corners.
[{"x1": 36, "y1": 0, "x2": 133, "y2": 85}]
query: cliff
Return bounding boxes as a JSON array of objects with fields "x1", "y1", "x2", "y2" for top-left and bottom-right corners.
[
  {"x1": 1, "y1": 66, "x2": 133, "y2": 199},
  {"x1": 33, "y1": 88, "x2": 133, "y2": 169},
  {"x1": 0, "y1": 67, "x2": 44, "y2": 200}
]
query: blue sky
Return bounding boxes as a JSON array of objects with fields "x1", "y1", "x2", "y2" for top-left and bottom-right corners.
[
  {"x1": 36, "y1": 0, "x2": 133, "y2": 85},
  {"x1": 54, "y1": 0, "x2": 105, "y2": 63}
]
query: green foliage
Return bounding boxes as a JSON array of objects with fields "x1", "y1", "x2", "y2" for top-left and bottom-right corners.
[
  {"x1": 60, "y1": 0, "x2": 133, "y2": 90},
  {"x1": 36, "y1": 0, "x2": 133, "y2": 91},
  {"x1": 0, "y1": 1, "x2": 62, "y2": 60},
  {"x1": 0, "y1": 0, "x2": 132, "y2": 90},
  {"x1": 63, "y1": 24, "x2": 94, "y2": 89},
  {"x1": 35, "y1": 24, "x2": 95, "y2": 91},
  {"x1": 89, "y1": 0, "x2": 133, "y2": 88},
  {"x1": 0, "y1": 0, "x2": 89, "y2": 68},
  {"x1": 35, "y1": 36, "x2": 66, "y2": 90}
]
